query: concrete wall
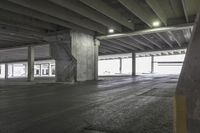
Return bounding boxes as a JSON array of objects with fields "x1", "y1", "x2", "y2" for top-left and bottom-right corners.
[
  {"x1": 71, "y1": 30, "x2": 95, "y2": 81},
  {"x1": 176, "y1": 12, "x2": 200, "y2": 133}
]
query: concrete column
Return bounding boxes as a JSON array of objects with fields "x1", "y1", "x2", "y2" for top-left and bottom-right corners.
[
  {"x1": 119, "y1": 58, "x2": 122, "y2": 74},
  {"x1": 175, "y1": 11, "x2": 200, "y2": 133},
  {"x1": 27, "y1": 46, "x2": 35, "y2": 81},
  {"x1": 94, "y1": 39, "x2": 100, "y2": 80},
  {"x1": 132, "y1": 52, "x2": 136, "y2": 76},
  {"x1": 71, "y1": 30, "x2": 96, "y2": 81},
  {"x1": 5, "y1": 63, "x2": 8, "y2": 80},
  {"x1": 151, "y1": 55, "x2": 154, "y2": 73}
]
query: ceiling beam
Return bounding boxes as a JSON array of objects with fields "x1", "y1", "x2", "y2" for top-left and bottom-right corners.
[
  {"x1": 97, "y1": 23, "x2": 193, "y2": 39},
  {"x1": 8, "y1": 0, "x2": 107, "y2": 34},
  {"x1": 145, "y1": 0, "x2": 167, "y2": 25},
  {"x1": 141, "y1": 35, "x2": 162, "y2": 49},
  {"x1": 0, "y1": 8, "x2": 57, "y2": 31},
  {"x1": 168, "y1": 31, "x2": 182, "y2": 47},
  {"x1": 0, "y1": 0, "x2": 95, "y2": 35},
  {"x1": 100, "y1": 45, "x2": 124, "y2": 53},
  {"x1": 155, "y1": 33, "x2": 173, "y2": 48},
  {"x1": 80, "y1": 0, "x2": 134, "y2": 30},
  {"x1": 129, "y1": 36, "x2": 154, "y2": 50},
  {"x1": 0, "y1": 23, "x2": 45, "y2": 40},
  {"x1": 118, "y1": 0, "x2": 160, "y2": 27},
  {"x1": 181, "y1": 0, "x2": 189, "y2": 22},
  {"x1": 101, "y1": 41, "x2": 129, "y2": 52},
  {"x1": 105, "y1": 39, "x2": 137, "y2": 51},
  {"x1": 116, "y1": 38, "x2": 145, "y2": 51},
  {"x1": 100, "y1": 46, "x2": 115, "y2": 54},
  {"x1": 49, "y1": 0, "x2": 122, "y2": 32}
]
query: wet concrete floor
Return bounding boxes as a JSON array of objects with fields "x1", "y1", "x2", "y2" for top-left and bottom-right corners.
[{"x1": 0, "y1": 75, "x2": 178, "y2": 133}]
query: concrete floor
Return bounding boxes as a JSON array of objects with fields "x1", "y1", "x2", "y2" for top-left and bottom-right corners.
[{"x1": 0, "y1": 75, "x2": 178, "y2": 133}]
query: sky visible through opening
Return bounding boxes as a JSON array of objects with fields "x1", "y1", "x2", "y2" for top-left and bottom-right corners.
[{"x1": 99, "y1": 54, "x2": 185, "y2": 76}]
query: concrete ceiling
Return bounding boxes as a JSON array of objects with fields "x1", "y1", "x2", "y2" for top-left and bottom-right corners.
[{"x1": 0, "y1": 0, "x2": 199, "y2": 54}]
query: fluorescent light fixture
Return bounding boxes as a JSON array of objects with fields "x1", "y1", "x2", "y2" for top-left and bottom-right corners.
[
  {"x1": 152, "y1": 21, "x2": 161, "y2": 27},
  {"x1": 108, "y1": 29, "x2": 114, "y2": 33}
]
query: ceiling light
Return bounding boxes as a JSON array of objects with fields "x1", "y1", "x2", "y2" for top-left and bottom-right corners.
[
  {"x1": 152, "y1": 21, "x2": 161, "y2": 27},
  {"x1": 108, "y1": 29, "x2": 114, "y2": 33}
]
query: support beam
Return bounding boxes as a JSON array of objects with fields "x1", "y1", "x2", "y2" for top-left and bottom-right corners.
[
  {"x1": 106, "y1": 39, "x2": 137, "y2": 51},
  {"x1": 5, "y1": 63, "x2": 8, "y2": 80},
  {"x1": 27, "y1": 46, "x2": 34, "y2": 81},
  {"x1": 49, "y1": 0, "x2": 122, "y2": 32},
  {"x1": 117, "y1": 38, "x2": 145, "y2": 51},
  {"x1": 132, "y1": 52, "x2": 136, "y2": 76},
  {"x1": 145, "y1": 0, "x2": 167, "y2": 25},
  {"x1": 101, "y1": 43, "x2": 128, "y2": 53},
  {"x1": 97, "y1": 23, "x2": 193, "y2": 39},
  {"x1": 181, "y1": 0, "x2": 189, "y2": 22},
  {"x1": 8, "y1": 0, "x2": 107, "y2": 34},
  {"x1": 151, "y1": 55, "x2": 154, "y2": 73},
  {"x1": 118, "y1": 0, "x2": 160, "y2": 27},
  {"x1": 168, "y1": 31, "x2": 182, "y2": 47},
  {"x1": 0, "y1": 8, "x2": 57, "y2": 31},
  {"x1": 130, "y1": 36, "x2": 154, "y2": 50},
  {"x1": 142, "y1": 35, "x2": 162, "y2": 49},
  {"x1": 0, "y1": 0, "x2": 94, "y2": 35},
  {"x1": 156, "y1": 33, "x2": 173, "y2": 48},
  {"x1": 100, "y1": 44, "x2": 123, "y2": 53},
  {"x1": 119, "y1": 58, "x2": 122, "y2": 74},
  {"x1": 94, "y1": 39, "x2": 100, "y2": 80},
  {"x1": 80, "y1": 0, "x2": 134, "y2": 30}
]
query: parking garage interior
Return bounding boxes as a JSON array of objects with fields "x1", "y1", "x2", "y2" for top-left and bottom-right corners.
[{"x1": 0, "y1": 0, "x2": 200, "y2": 133}]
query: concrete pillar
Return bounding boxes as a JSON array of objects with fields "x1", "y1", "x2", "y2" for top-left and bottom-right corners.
[
  {"x1": 71, "y1": 30, "x2": 96, "y2": 81},
  {"x1": 94, "y1": 39, "x2": 100, "y2": 80},
  {"x1": 132, "y1": 52, "x2": 136, "y2": 76},
  {"x1": 175, "y1": 11, "x2": 200, "y2": 133},
  {"x1": 27, "y1": 46, "x2": 34, "y2": 81},
  {"x1": 5, "y1": 63, "x2": 8, "y2": 80},
  {"x1": 119, "y1": 57, "x2": 122, "y2": 74},
  {"x1": 48, "y1": 33, "x2": 76, "y2": 82},
  {"x1": 151, "y1": 55, "x2": 154, "y2": 73}
]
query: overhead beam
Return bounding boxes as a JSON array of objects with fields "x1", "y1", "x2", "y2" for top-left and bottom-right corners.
[
  {"x1": 168, "y1": 31, "x2": 182, "y2": 47},
  {"x1": 181, "y1": 0, "x2": 189, "y2": 22},
  {"x1": 105, "y1": 39, "x2": 137, "y2": 51},
  {"x1": 145, "y1": 0, "x2": 167, "y2": 25},
  {"x1": 97, "y1": 23, "x2": 193, "y2": 39},
  {"x1": 116, "y1": 38, "x2": 145, "y2": 51},
  {"x1": 0, "y1": 23, "x2": 45, "y2": 40},
  {"x1": 101, "y1": 41, "x2": 129, "y2": 52},
  {"x1": 0, "y1": 8, "x2": 57, "y2": 31},
  {"x1": 80, "y1": 0, "x2": 134, "y2": 30},
  {"x1": 0, "y1": 0, "x2": 94, "y2": 35},
  {"x1": 100, "y1": 45, "x2": 124, "y2": 53},
  {"x1": 8, "y1": 0, "x2": 107, "y2": 34},
  {"x1": 141, "y1": 35, "x2": 162, "y2": 49},
  {"x1": 118, "y1": 0, "x2": 160, "y2": 27},
  {"x1": 155, "y1": 33, "x2": 173, "y2": 48},
  {"x1": 100, "y1": 47, "x2": 115, "y2": 54},
  {"x1": 130, "y1": 36, "x2": 154, "y2": 50},
  {"x1": 49, "y1": 0, "x2": 122, "y2": 32}
]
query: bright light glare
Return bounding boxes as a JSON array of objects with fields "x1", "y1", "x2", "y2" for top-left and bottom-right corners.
[
  {"x1": 152, "y1": 21, "x2": 161, "y2": 27},
  {"x1": 108, "y1": 29, "x2": 114, "y2": 33}
]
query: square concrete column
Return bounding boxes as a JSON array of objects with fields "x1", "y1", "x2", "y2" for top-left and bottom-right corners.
[
  {"x1": 132, "y1": 52, "x2": 136, "y2": 76},
  {"x1": 175, "y1": 11, "x2": 200, "y2": 133},
  {"x1": 27, "y1": 46, "x2": 35, "y2": 81},
  {"x1": 5, "y1": 63, "x2": 8, "y2": 80},
  {"x1": 94, "y1": 39, "x2": 100, "y2": 80},
  {"x1": 151, "y1": 55, "x2": 154, "y2": 73}
]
